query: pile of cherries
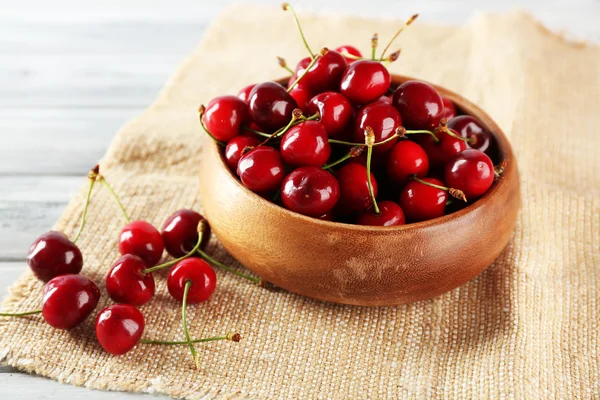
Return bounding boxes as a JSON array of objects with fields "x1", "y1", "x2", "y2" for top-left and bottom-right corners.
[{"x1": 201, "y1": 4, "x2": 502, "y2": 226}]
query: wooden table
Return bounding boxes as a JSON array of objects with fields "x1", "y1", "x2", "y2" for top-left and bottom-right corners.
[{"x1": 1, "y1": 1, "x2": 597, "y2": 398}]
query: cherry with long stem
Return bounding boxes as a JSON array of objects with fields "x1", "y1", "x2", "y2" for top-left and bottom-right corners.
[
  {"x1": 322, "y1": 146, "x2": 364, "y2": 170},
  {"x1": 364, "y1": 127, "x2": 380, "y2": 215},
  {"x1": 243, "y1": 111, "x2": 320, "y2": 144},
  {"x1": 411, "y1": 175, "x2": 468, "y2": 202},
  {"x1": 378, "y1": 14, "x2": 418, "y2": 62},
  {"x1": 287, "y1": 48, "x2": 328, "y2": 92},
  {"x1": 0, "y1": 309, "x2": 41, "y2": 317},
  {"x1": 197, "y1": 105, "x2": 226, "y2": 146},
  {"x1": 181, "y1": 280, "x2": 199, "y2": 369},
  {"x1": 93, "y1": 167, "x2": 131, "y2": 223},
  {"x1": 328, "y1": 126, "x2": 439, "y2": 147},
  {"x1": 437, "y1": 118, "x2": 475, "y2": 144},
  {"x1": 71, "y1": 165, "x2": 98, "y2": 244},
  {"x1": 140, "y1": 332, "x2": 242, "y2": 345},
  {"x1": 282, "y1": 3, "x2": 314, "y2": 58}
]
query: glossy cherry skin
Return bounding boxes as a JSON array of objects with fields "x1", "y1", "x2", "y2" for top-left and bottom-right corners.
[
  {"x1": 95, "y1": 304, "x2": 144, "y2": 355},
  {"x1": 119, "y1": 220, "x2": 165, "y2": 267},
  {"x1": 224, "y1": 135, "x2": 261, "y2": 170},
  {"x1": 27, "y1": 231, "x2": 83, "y2": 282},
  {"x1": 167, "y1": 258, "x2": 217, "y2": 304},
  {"x1": 336, "y1": 45, "x2": 362, "y2": 63},
  {"x1": 106, "y1": 254, "x2": 155, "y2": 306},
  {"x1": 386, "y1": 140, "x2": 429, "y2": 185},
  {"x1": 336, "y1": 163, "x2": 378, "y2": 215},
  {"x1": 441, "y1": 96, "x2": 456, "y2": 120},
  {"x1": 237, "y1": 84, "x2": 255, "y2": 103},
  {"x1": 237, "y1": 147, "x2": 285, "y2": 194},
  {"x1": 161, "y1": 209, "x2": 211, "y2": 258},
  {"x1": 417, "y1": 129, "x2": 467, "y2": 169},
  {"x1": 354, "y1": 102, "x2": 401, "y2": 154},
  {"x1": 447, "y1": 115, "x2": 496, "y2": 156},
  {"x1": 356, "y1": 200, "x2": 405, "y2": 226},
  {"x1": 399, "y1": 177, "x2": 448, "y2": 222},
  {"x1": 203, "y1": 95, "x2": 250, "y2": 142},
  {"x1": 445, "y1": 149, "x2": 494, "y2": 200},
  {"x1": 248, "y1": 82, "x2": 298, "y2": 131},
  {"x1": 393, "y1": 80, "x2": 444, "y2": 130},
  {"x1": 42, "y1": 274, "x2": 100, "y2": 330},
  {"x1": 308, "y1": 91, "x2": 353, "y2": 137},
  {"x1": 280, "y1": 121, "x2": 331, "y2": 167},
  {"x1": 281, "y1": 167, "x2": 340, "y2": 217},
  {"x1": 288, "y1": 85, "x2": 312, "y2": 115},
  {"x1": 340, "y1": 60, "x2": 391, "y2": 105},
  {"x1": 294, "y1": 51, "x2": 348, "y2": 93}
]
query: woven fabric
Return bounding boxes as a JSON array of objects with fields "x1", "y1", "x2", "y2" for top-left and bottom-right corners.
[{"x1": 1, "y1": 5, "x2": 598, "y2": 399}]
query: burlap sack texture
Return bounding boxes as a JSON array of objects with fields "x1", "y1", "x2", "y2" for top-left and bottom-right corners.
[{"x1": 1, "y1": 4, "x2": 598, "y2": 399}]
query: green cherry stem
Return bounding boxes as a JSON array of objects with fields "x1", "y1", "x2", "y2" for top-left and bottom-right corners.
[
  {"x1": 437, "y1": 119, "x2": 475, "y2": 144},
  {"x1": 257, "y1": 109, "x2": 303, "y2": 147},
  {"x1": 322, "y1": 146, "x2": 364, "y2": 170},
  {"x1": 72, "y1": 166, "x2": 98, "y2": 244},
  {"x1": 198, "y1": 105, "x2": 226, "y2": 147},
  {"x1": 196, "y1": 249, "x2": 262, "y2": 285},
  {"x1": 287, "y1": 48, "x2": 327, "y2": 92},
  {"x1": 411, "y1": 176, "x2": 468, "y2": 202},
  {"x1": 277, "y1": 57, "x2": 295, "y2": 75},
  {"x1": 91, "y1": 166, "x2": 131, "y2": 223},
  {"x1": 182, "y1": 280, "x2": 199, "y2": 369},
  {"x1": 242, "y1": 126, "x2": 272, "y2": 138},
  {"x1": 282, "y1": 3, "x2": 314, "y2": 58},
  {"x1": 364, "y1": 127, "x2": 380, "y2": 215},
  {"x1": 298, "y1": 112, "x2": 319, "y2": 122},
  {"x1": 371, "y1": 33, "x2": 378, "y2": 60},
  {"x1": 140, "y1": 332, "x2": 242, "y2": 346},
  {"x1": 0, "y1": 309, "x2": 42, "y2": 317},
  {"x1": 378, "y1": 14, "x2": 418, "y2": 62}
]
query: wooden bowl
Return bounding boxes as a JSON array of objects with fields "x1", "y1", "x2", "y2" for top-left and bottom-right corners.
[{"x1": 199, "y1": 74, "x2": 520, "y2": 306}]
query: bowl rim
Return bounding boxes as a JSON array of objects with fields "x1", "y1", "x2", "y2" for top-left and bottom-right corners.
[{"x1": 208, "y1": 73, "x2": 516, "y2": 233}]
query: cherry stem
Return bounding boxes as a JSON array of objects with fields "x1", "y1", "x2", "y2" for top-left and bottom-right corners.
[
  {"x1": 339, "y1": 52, "x2": 363, "y2": 61},
  {"x1": 438, "y1": 121, "x2": 474, "y2": 144},
  {"x1": 198, "y1": 106, "x2": 226, "y2": 147},
  {"x1": 182, "y1": 280, "x2": 199, "y2": 369},
  {"x1": 411, "y1": 176, "x2": 467, "y2": 202},
  {"x1": 364, "y1": 127, "x2": 380, "y2": 215},
  {"x1": 378, "y1": 14, "x2": 418, "y2": 62},
  {"x1": 0, "y1": 309, "x2": 42, "y2": 317},
  {"x1": 287, "y1": 48, "x2": 327, "y2": 92},
  {"x1": 140, "y1": 332, "x2": 242, "y2": 345},
  {"x1": 328, "y1": 131, "x2": 400, "y2": 147},
  {"x1": 72, "y1": 172, "x2": 96, "y2": 244},
  {"x1": 257, "y1": 109, "x2": 303, "y2": 147},
  {"x1": 98, "y1": 177, "x2": 131, "y2": 223},
  {"x1": 322, "y1": 146, "x2": 363, "y2": 170},
  {"x1": 277, "y1": 56, "x2": 294, "y2": 75},
  {"x1": 371, "y1": 33, "x2": 378, "y2": 60},
  {"x1": 142, "y1": 225, "x2": 206, "y2": 274},
  {"x1": 196, "y1": 249, "x2": 262, "y2": 285},
  {"x1": 242, "y1": 126, "x2": 272, "y2": 138},
  {"x1": 282, "y1": 3, "x2": 314, "y2": 58}
]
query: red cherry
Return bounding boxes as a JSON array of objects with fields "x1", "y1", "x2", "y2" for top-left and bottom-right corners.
[
  {"x1": 95, "y1": 304, "x2": 144, "y2": 355},
  {"x1": 356, "y1": 200, "x2": 405, "y2": 226},
  {"x1": 26, "y1": 231, "x2": 83, "y2": 282},
  {"x1": 167, "y1": 258, "x2": 216, "y2": 304},
  {"x1": 335, "y1": 45, "x2": 362, "y2": 63},
  {"x1": 441, "y1": 96, "x2": 456, "y2": 120},
  {"x1": 393, "y1": 80, "x2": 444, "y2": 130},
  {"x1": 202, "y1": 95, "x2": 250, "y2": 142},
  {"x1": 288, "y1": 85, "x2": 312, "y2": 115},
  {"x1": 447, "y1": 115, "x2": 496, "y2": 156},
  {"x1": 237, "y1": 84, "x2": 255, "y2": 103},
  {"x1": 42, "y1": 274, "x2": 100, "y2": 330},
  {"x1": 161, "y1": 209, "x2": 211, "y2": 258},
  {"x1": 224, "y1": 136, "x2": 261, "y2": 170},
  {"x1": 445, "y1": 149, "x2": 494, "y2": 200},
  {"x1": 417, "y1": 128, "x2": 467, "y2": 169},
  {"x1": 293, "y1": 51, "x2": 348, "y2": 93},
  {"x1": 386, "y1": 140, "x2": 429, "y2": 185},
  {"x1": 248, "y1": 82, "x2": 297, "y2": 131},
  {"x1": 399, "y1": 178, "x2": 448, "y2": 222},
  {"x1": 308, "y1": 91, "x2": 353, "y2": 137},
  {"x1": 280, "y1": 121, "x2": 331, "y2": 167},
  {"x1": 340, "y1": 60, "x2": 391, "y2": 105},
  {"x1": 336, "y1": 163, "x2": 378, "y2": 215},
  {"x1": 119, "y1": 220, "x2": 165, "y2": 267},
  {"x1": 237, "y1": 146, "x2": 285, "y2": 193},
  {"x1": 354, "y1": 102, "x2": 401, "y2": 154},
  {"x1": 281, "y1": 166, "x2": 340, "y2": 217},
  {"x1": 106, "y1": 254, "x2": 155, "y2": 306}
]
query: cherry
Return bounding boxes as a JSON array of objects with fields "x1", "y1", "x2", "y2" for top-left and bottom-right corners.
[
  {"x1": 106, "y1": 254, "x2": 155, "y2": 307},
  {"x1": 202, "y1": 95, "x2": 250, "y2": 142},
  {"x1": 167, "y1": 258, "x2": 217, "y2": 304},
  {"x1": 441, "y1": 96, "x2": 456, "y2": 120},
  {"x1": 281, "y1": 167, "x2": 340, "y2": 217},
  {"x1": 393, "y1": 80, "x2": 444, "y2": 130},
  {"x1": 237, "y1": 84, "x2": 255, "y2": 103},
  {"x1": 162, "y1": 209, "x2": 211, "y2": 258},
  {"x1": 386, "y1": 140, "x2": 429, "y2": 185},
  {"x1": 447, "y1": 115, "x2": 496, "y2": 156},
  {"x1": 356, "y1": 200, "x2": 405, "y2": 226},
  {"x1": 336, "y1": 45, "x2": 362, "y2": 63},
  {"x1": 95, "y1": 304, "x2": 144, "y2": 355},
  {"x1": 119, "y1": 220, "x2": 165, "y2": 267},
  {"x1": 237, "y1": 146, "x2": 285, "y2": 193},
  {"x1": 248, "y1": 82, "x2": 297, "y2": 131},
  {"x1": 340, "y1": 60, "x2": 391, "y2": 105},
  {"x1": 354, "y1": 102, "x2": 401, "y2": 154},
  {"x1": 336, "y1": 163, "x2": 378, "y2": 215},
  {"x1": 224, "y1": 136, "x2": 261, "y2": 171},
  {"x1": 399, "y1": 177, "x2": 448, "y2": 222},
  {"x1": 288, "y1": 85, "x2": 312, "y2": 115},
  {"x1": 280, "y1": 121, "x2": 331, "y2": 167},
  {"x1": 308, "y1": 91, "x2": 353, "y2": 137},
  {"x1": 26, "y1": 231, "x2": 83, "y2": 282},
  {"x1": 445, "y1": 149, "x2": 494, "y2": 200},
  {"x1": 293, "y1": 50, "x2": 348, "y2": 93},
  {"x1": 417, "y1": 128, "x2": 467, "y2": 169},
  {"x1": 42, "y1": 274, "x2": 100, "y2": 330}
]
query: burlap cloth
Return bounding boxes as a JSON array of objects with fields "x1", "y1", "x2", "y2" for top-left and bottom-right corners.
[{"x1": 1, "y1": 5, "x2": 598, "y2": 399}]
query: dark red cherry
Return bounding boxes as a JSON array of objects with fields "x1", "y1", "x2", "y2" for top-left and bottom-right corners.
[
  {"x1": 203, "y1": 95, "x2": 250, "y2": 142},
  {"x1": 280, "y1": 121, "x2": 331, "y2": 167},
  {"x1": 417, "y1": 128, "x2": 467, "y2": 169},
  {"x1": 288, "y1": 85, "x2": 312, "y2": 115},
  {"x1": 293, "y1": 51, "x2": 348, "y2": 93},
  {"x1": 95, "y1": 304, "x2": 144, "y2": 355},
  {"x1": 393, "y1": 80, "x2": 444, "y2": 130},
  {"x1": 27, "y1": 231, "x2": 83, "y2": 282},
  {"x1": 340, "y1": 60, "x2": 391, "y2": 105},
  {"x1": 354, "y1": 102, "x2": 401, "y2": 154},
  {"x1": 42, "y1": 274, "x2": 100, "y2": 330},
  {"x1": 119, "y1": 220, "x2": 164, "y2": 267},
  {"x1": 336, "y1": 163, "x2": 378, "y2": 215},
  {"x1": 224, "y1": 135, "x2": 261, "y2": 170},
  {"x1": 237, "y1": 147, "x2": 285, "y2": 193},
  {"x1": 281, "y1": 167, "x2": 340, "y2": 217},
  {"x1": 106, "y1": 254, "x2": 155, "y2": 307},
  {"x1": 447, "y1": 115, "x2": 496, "y2": 156},
  {"x1": 441, "y1": 96, "x2": 456, "y2": 120},
  {"x1": 308, "y1": 91, "x2": 353, "y2": 137},
  {"x1": 356, "y1": 201, "x2": 405, "y2": 226},
  {"x1": 161, "y1": 209, "x2": 211, "y2": 258},
  {"x1": 386, "y1": 140, "x2": 429, "y2": 185},
  {"x1": 248, "y1": 82, "x2": 297, "y2": 131},
  {"x1": 445, "y1": 149, "x2": 494, "y2": 200},
  {"x1": 237, "y1": 84, "x2": 255, "y2": 103},
  {"x1": 399, "y1": 178, "x2": 448, "y2": 222},
  {"x1": 167, "y1": 258, "x2": 216, "y2": 304},
  {"x1": 335, "y1": 45, "x2": 362, "y2": 63}
]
